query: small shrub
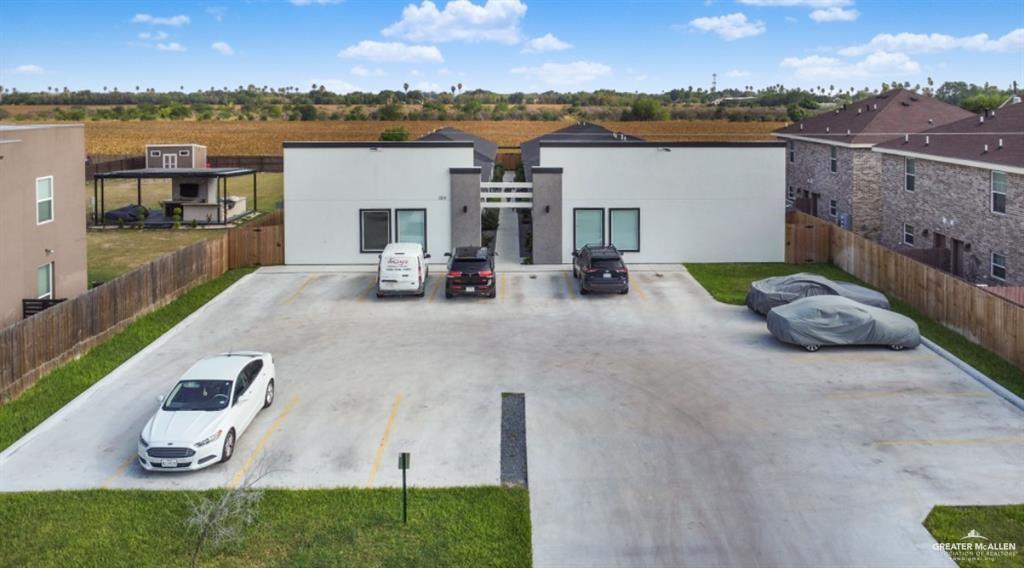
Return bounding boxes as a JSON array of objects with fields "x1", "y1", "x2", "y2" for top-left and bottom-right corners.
[{"x1": 379, "y1": 127, "x2": 410, "y2": 141}]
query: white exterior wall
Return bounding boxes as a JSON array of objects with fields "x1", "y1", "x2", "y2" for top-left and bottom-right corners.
[
  {"x1": 542, "y1": 145, "x2": 786, "y2": 263},
  {"x1": 284, "y1": 146, "x2": 473, "y2": 264}
]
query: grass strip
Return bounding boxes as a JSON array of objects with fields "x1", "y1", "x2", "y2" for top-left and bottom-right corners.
[
  {"x1": 0, "y1": 487, "x2": 532, "y2": 567},
  {"x1": 0, "y1": 268, "x2": 255, "y2": 452},
  {"x1": 924, "y1": 504, "x2": 1024, "y2": 568},
  {"x1": 684, "y1": 263, "x2": 1024, "y2": 398}
]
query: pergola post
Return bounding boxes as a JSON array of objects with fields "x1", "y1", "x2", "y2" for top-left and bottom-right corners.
[
  {"x1": 218, "y1": 176, "x2": 223, "y2": 225},
  {"x1": 92, "y1": 178, "x2": 98, "y2": 225},
  {"x1": 136, "y1": 178, "x2": 141, "y2": 207},
  {"x1": 252, "y1": 171, "x2": 257, "y2": 213},
  {"x1": 100, "y1": 178, "x2": 105, "y2": 226}
]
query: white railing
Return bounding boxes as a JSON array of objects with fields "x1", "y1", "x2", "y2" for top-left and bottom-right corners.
[{"x1": 480, "y1": 182, "x2": 533, "y2": 208}]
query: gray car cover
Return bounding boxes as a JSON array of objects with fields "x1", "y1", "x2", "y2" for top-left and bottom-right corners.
[
  {"x1": 766, "y1": 296, "x2": 920, "y2": 349},
  {"x1": 746, "y1": 273, "x2": 890, "y2": 315}
]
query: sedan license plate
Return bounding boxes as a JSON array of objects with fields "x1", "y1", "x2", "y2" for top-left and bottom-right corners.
[
  {"x1": 466, "y1": 286, "x2": 476, "y2": 292},
  {"x1": 161, "y1": 459, "x2": 177, "y2": 467},
  {"x1": 602, "y1": 273, "x2": 612, "y2": 279}
]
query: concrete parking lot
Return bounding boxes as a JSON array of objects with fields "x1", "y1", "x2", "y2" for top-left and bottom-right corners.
[{"x1": 2, "y1": 264, "x2": 1022, "y2": 567}]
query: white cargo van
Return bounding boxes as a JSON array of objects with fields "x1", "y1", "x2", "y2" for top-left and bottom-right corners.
[{"x1": 376, "y1": 243, "x2": 430, "y2": 297}]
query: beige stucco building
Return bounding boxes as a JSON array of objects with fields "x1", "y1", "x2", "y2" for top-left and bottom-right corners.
[{"x1": 0, "y1": 124, "x2": 88, "y2": 326}]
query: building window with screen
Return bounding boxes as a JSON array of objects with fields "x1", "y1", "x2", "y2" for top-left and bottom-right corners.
[
  {"x1": 991, "y1": 171, "x2": 1007, "y2": 214},
  {"x1": 360, "y1": 209, "x2": 391, "y2": 253},
  {"x1": 902, "y1": 223, "x2": 915, "y2": 246},
  {"x1": 395, "y1": 209, "x2": 427, "y2": 251},
  {"x1": 36, "y1": 176, "x2": 54, "y2": 224},
  {"x1": 574, "y1": 208, "x2": 604, "y2": 250},
  {"x1": 609, "y1": 208, "x2": 640, "y2": 252},
  {"x1": 905, "y1": 158, "x2": 916, "y2": 191},
  {"x1": 991, "y1": 253, "x2": 1007, "y2": 281},
  {"x1": 829, "y1": 146, "x2": 837, "y2": 173},
  {"x1": 37, "y1": 262, "x2": 53, "y2": 299}
]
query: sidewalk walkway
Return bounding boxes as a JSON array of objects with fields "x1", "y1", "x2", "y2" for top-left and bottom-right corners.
[{"x1": 494, "y1": 208, "x2": 521, "y2": 266}]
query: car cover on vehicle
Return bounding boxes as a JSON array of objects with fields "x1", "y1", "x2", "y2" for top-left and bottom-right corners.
[
  {"x1": 766, "y1": 296, "x2": 920, "y2": 349},
  {"x1": 745, "y1": 272, "x2": 890, "y2": 315}
]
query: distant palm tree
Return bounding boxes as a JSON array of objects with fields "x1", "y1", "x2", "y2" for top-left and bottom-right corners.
[
  {"x1": 403, "y1": 82, "x2": 409, "y2": 100},
  {"x1": 450, "y1": 85, "x2": 456, "y2": 96},
  {"x1": 457, "y1": 82, "x2": 463, "y2": 94}
]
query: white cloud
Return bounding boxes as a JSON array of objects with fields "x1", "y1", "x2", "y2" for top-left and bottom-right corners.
[
  {"x1": 14, "y1": 64, "x2": 44, "y2": 74},
  {"x1": 727, "y1": 69, "x2": 751, "y2": 77},
  {"x1": 839, "y1": 29, "x2": 1024, "y2": 56},
  {"x1": 338, "y1": 40, "x2": 444, "y2": 63},
  {"x1": 350, "y1": 65, "x2": 386, "y2": 77},
  {"x1": 211, "y1": 41, "x2": 234, "y2": 55},
  {"x1": 781, "y1": 50, "x2": 919, "y2": 79},
  {"x1": 132, "y1": 13, "x2": 190, "y2": 26},
  {"x1": 156, "y1": 42, "x2": 187, "y2": 52},
  {"x1": 739, "y1": 0, "x2": 851, "y2": 6},
  {"x1": 138, "y1": 31, "x2": 169, "y2": 40},
  {"x1": 687, "y1": 13, "x2": 766, "y2": 40},
  {"x1": 521, "y1": 33, "x2": 572, "y2": 53},
  {"x1": 785, "y1": 16, "x2": 798, "y2": 23},
  {"x1": 382, "y1": 0, "x2": 527, "y2": 44},
  {"x1": 290, "y1": 0, "x2": 342, "y2": 4},
  {"x1": 312, "y1": 79, "x2": 360, "y2": 93},
  {"x1": 809, "y1": 7, "x2": 859, "y2": 22},
  {"x1": 415, "y1": 81, "x2": 443, "y2": 91},
  {"x1": 206, "y1": 7, "x2": 227, "y2": 21},
  {"x1": 438, "y1": 67, "x2": 452, "y2": 76},
  {"x1": 510, "y1": 60, "x2": 611, "y2": 86}
]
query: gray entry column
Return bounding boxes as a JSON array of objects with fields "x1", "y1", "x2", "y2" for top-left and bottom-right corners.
[
  {"x1": 450, "y1": 167, "x2": 482, "y2": 247},
  {"x1": 531, "y1": 167, "x2": 563, "y2": 264}
]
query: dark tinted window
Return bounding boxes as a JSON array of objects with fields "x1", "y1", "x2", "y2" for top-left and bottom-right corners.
[
  {"x1": 163, "y1": 380, "x2": 232, "y2": 411},
  {"x1": 591, "y1": 258, "x2": 623, "y2": 270},
  {"x1": 452, "y1": 258, "x2": 488, "y2": 271}
]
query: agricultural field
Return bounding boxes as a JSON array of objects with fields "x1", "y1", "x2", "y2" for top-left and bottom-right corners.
[{"x1": 80, "y1": 120, "x2": 784, "y2": 155}]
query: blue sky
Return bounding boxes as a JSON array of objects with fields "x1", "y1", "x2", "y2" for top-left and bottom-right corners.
[{"x1": 2, "y1": 0, "x2": 1022, "y2": 94}]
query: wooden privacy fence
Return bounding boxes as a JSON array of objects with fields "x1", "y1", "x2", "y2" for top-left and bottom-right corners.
[
  {"x1": 0, "y1": 212, "x2": 284, "y2": 403},
  {"x1": 786, "y1": 211, "x2": 1024, "y2": 371}
]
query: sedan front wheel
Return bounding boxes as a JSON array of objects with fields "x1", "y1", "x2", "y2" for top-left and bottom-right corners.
[
  {"x1": 263, "y1": 379, "x2": 275, "y2": 408},
  {"x1": 221, "y1": 429, "x2": 236, "y2": 463}
]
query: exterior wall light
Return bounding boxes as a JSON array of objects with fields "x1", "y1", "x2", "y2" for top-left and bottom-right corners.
[
  {"x1": 545, "y1": 205, "x2": 550, "y2": 213},
  {"x1": 462, "y1": 205, "x2": 468, "y2": 213}
]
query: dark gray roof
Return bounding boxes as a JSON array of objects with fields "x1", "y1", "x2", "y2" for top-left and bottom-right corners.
[
  {"x1": 418, "y1": 127, "x2": 497, "y2": 180},
  {"x1": 873, "y1": 101, "x2": 1024, "y2": 170},
  {"x1": 520, "y1": 123, "x2": 644, "y2": 180},
  {"x1": 94, "y1": 167, "x2": 254, "y2": 179}
]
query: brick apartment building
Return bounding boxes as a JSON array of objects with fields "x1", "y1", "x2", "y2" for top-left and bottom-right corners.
[
  {"x1": 774, "y1": 89, "x2": 972, "y2": 239},
  {"x1": 873, "y1": 102, "x2": 1023, "y2": 285}
]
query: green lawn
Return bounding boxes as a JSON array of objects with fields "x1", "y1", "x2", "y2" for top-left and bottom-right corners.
[
  {"x1": 684, "y1": 263, "x2": 1024, "y2": 399},
  {"x1": 924, "y1": 505, "x2": 1024, "y2": 568},
  {"x1": 88, "y1": 229, "x2": 225, "y2": 284},
  {"x1": 0, "y1": 268, "x2": 254, "y2": 452},
  {"x1": 0, "y1": 487, "x2": 532, "y2": 567}
]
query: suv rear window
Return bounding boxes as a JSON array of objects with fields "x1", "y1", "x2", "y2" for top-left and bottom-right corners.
[
  {"x1": 452, "y1": 258, "x2": 488, "y2": 271},
  {"x1": 591, "y1": 258, "x2": 623, "y2": 270}
]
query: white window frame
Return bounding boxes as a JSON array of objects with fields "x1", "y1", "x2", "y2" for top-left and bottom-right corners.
[
  {"x1": 179, "y1": 149, "x2": 191, "y2": 156},
  {"x1": 829, "y1": 146, "x2": 837, "y2": 173},
  {"x1": 905, "y1": 157, "x2": 916, "y2": 192},
  {"x1": 787, "y1": 186, "x2": 795, "y2": 200},
  {"x1": 35, "y1": 175, "x2": 54, "y2": 225},
  {"x1": 902, "y1": 223, "x2": 915, "y2": 246},
  {"x1": 149, "y1": 149, "x2": 161, "y2": 157},
  {"x1": 991, "y1": 252, "x2": 1007, "y2": 281},
  {"x1": 829, "y1": 199, "x2": 838, "y2": 218},
  {"x1": 991, "y1": 171, "x2": 1007, "y2": 215},
  {"x1": 37, "y1": 262, "x2": 53, "y2": 299}
]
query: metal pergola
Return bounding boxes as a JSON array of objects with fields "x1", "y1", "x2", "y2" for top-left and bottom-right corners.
[{"x1": 92, "y1": 167, "x2": 257, "y2": 226}]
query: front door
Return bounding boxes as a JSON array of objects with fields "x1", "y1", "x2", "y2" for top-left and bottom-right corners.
[
  {"x1": 951, "y1": 239, "x2": 964, "y2": 277},
  {"x1": 162, "y1": 153, "x2": 178, "y2": 169},
  {"x1": 933, "y1": 232, "x2": 946, "y2": 249}
]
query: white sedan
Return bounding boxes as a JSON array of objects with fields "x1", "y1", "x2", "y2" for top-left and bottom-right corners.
[{"x1": 138, "y1": 352, "x2": 275, "y2": 472}]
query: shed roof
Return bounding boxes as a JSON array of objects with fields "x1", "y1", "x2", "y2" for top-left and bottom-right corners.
[
  {"x1": 94, "y1": 167, "x2": 255, "y2": 179},
  {"x1": 774, "y1": 89, "x2": 973, "y2": 147}
]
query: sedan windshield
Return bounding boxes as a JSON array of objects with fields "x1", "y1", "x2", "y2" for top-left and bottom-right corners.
[{"x1": 162, "y1": 380, "x2": 233, "y2": 411}]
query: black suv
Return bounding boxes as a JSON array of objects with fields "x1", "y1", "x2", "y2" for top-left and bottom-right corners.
[
  {"x1": 572, "y1": 245, "x2": 629, "y2": 295},
  {"x1": 445, "y1": 247, "x2": 496, "y2": 299}
]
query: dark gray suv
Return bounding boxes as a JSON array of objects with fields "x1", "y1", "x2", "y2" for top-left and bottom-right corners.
[{"x1": 572, "y1": 245, "x2": 629, "y2": 295}]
